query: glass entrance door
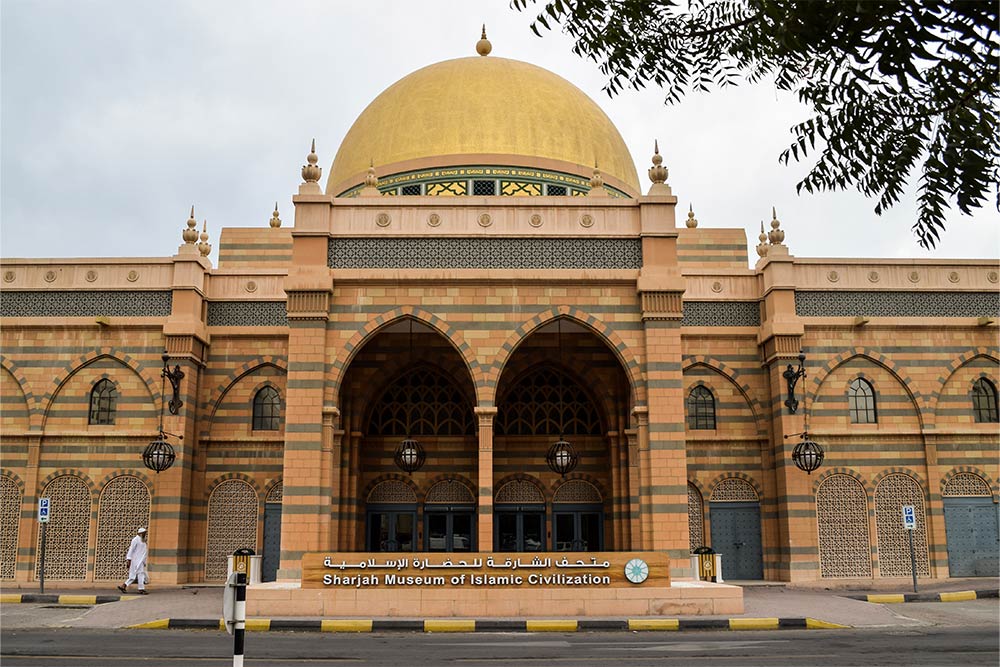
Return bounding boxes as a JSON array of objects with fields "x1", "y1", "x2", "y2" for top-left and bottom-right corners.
[
  {"x1": 495, "y1": 508, "x2": 545, "y2": 552},
  {"x1": 425, "y1": 510, "x2": 474, "y2": 552},
  {"x1": 553, "y1": 506, "x2": 603, "y2": 551},
  {"x1": 366, "y1": 509, "x2": 416, "y2": 552}
]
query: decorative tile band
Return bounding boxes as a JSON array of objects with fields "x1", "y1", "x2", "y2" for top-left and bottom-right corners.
[
  {"x1": 328, "y1": 238, "x2": 642, "y2": 270},
  {"x1": 0, "y1": 291, "x2": 172, "y2": 318},
  {"x1": 795, "y1": 291, "x2": 1000, "y2": 318},
  {"x1": 206, "y1": 301, "x2": 288, "y2": 327},
  {"x1": 682, "y1": 301, "x2": 761, "y2": 327}
]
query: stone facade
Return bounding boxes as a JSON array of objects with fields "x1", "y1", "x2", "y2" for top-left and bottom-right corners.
[{"x1": 1, "y1": 48, "x2": 997, "y2": 588}]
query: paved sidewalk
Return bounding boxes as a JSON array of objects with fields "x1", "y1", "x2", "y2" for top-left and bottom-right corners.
[{"x1": 2, "y1": 577, "x2": 996, "y2": 632}]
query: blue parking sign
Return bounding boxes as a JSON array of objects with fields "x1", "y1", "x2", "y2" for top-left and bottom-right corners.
[
  {"x1": 901, "y1": 504, "x2": 916, "y2": 530},
  {"x1": 38, "y1": 497, "x2": 50, "y2": 523}
]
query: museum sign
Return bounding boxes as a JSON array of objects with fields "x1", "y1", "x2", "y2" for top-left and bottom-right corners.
[{"x1": 301, "y1": 552, "x2": 670, "y2": 590}]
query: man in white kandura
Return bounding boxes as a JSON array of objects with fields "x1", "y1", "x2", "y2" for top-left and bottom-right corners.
[{"x1": 118, "y1": 527, "x2": 149, "y2": 595}]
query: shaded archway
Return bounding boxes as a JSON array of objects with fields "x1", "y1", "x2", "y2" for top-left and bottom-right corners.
[{"x1": 336, "y1": 318, "x2": 478, "y2": 552}]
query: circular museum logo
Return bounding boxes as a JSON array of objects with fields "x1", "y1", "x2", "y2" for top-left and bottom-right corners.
[{"x1": 624, "y1": 558, "x2": 649, "y2": 584}]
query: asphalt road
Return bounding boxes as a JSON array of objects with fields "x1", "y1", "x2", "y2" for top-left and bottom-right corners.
[{"x1": 2, "y1": 625, "x2": 998, "y2": 667}]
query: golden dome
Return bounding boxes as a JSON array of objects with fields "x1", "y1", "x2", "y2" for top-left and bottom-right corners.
[{"x1": 326, "y1": 56, "x2": 640, "y2": 196}]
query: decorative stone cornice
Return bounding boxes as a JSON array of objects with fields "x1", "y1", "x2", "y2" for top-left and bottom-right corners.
[
  {"x1": 640, "y1": 291, "x2": 684, "y2": 320},
  {"x1": 759, "y1": 334, "x2": 803, "y2": 365},
  {"x1": 285, "y1": 290, "x2": 330, "y2": 320}
]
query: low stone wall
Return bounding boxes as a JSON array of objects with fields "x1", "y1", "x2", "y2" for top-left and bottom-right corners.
[{"x1": 246, "y1": 579, "x2": 743, "y2": 617}]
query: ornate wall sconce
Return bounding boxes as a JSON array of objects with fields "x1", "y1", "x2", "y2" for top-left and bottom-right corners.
[
  {"x1": 162, "y1": 351, "x2": 185, "y2": 415},
  {"x1": 782, "y1": 351, "x2": 806, "y2": 413}
]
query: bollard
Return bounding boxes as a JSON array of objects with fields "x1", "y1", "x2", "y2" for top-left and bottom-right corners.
[{"x1": 233, "y1": 571, "x2": 246, "y2": 667}]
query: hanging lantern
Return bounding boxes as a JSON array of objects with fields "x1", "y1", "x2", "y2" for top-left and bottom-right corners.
[
  {"x1": 546, "y1": 439, "x2": 578, "y2": 476},
  {"x1": 791, "y1": 434, "x2": 824, "y2": 474},
  {"x1": 394, "y1": 438, "x2": 425, "y2": 474},
  {"x1": 143, "y1": 437, "x2": 176, "y2": 474}
]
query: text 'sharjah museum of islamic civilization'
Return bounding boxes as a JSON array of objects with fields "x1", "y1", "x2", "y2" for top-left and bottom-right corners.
[{"x1": 1, "y1": 31, "x2": 997, "y2": 616}]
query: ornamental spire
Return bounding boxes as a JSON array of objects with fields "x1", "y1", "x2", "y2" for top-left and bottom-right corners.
[
  {"x1": 359, "y1": 159, "x2": 381, "y2": 196},
  {"x1": 476, "y1": 24, "x2": 492, "y2": 56},
  {"x1": 301, "y1": 138, "x2": 322, "y2": 184},
  {"x1": 756, "y1": 221, "x2": 769, "y2": 258},
  {"x1": 647, "y1": 140, "x2": 671, "y2": 195},
  {"x1": 587, "y1": 161, "x2": 608, "y2": 197},
  {"x1": 182, "y1": 206, "x2": 198, "y2": 244},
  {"x1": 198, "y1": 220, "x2": 212, "y2": 257},
  {"x1": 686, "y1": 203, "x2": 698, "y2": 228},
  {"x1": 768, "y1": 206, "x2": 785, "y2": 245},
  {"x1": 269, "y1": 203, "x2": 282, "y2": 228}
]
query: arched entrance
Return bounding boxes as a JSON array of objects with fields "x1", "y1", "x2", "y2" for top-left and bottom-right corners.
[
  {"x1": 494, "y1": 318, "x2": 635, "y2": 551},
  {"x1": 338, "y1": 318, "x2": 478, "y2": 551}
]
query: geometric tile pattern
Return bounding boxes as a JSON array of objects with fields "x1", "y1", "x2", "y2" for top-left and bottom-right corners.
[
  {"x1": 0, "y1": 476, "x2": 20, "y2": 580},
  {"x1": 36, "y1": 475, "x2": 91, "y2": 580},
  {"x1": 942, "y1": 472, "x2": 991, "y2": 497},
  {"x1": 328, "y1": 238, "x2": 643, "y2": 270},
  {"x1": 688, "y1": 483, "x2": 704, "y2": 553},
  {"x1": 94, "y1": 476, "x2": 150, "y2": 580},
  {"x1": 553, "y1": 479, "x2": 602, "y2": 503},
  {"x1": 710, "y1": 477, "x2": 759, "y2": 502},
  {"x1": 682, "y1": 301, "x2": 761, "y2": 326},
  {"x1": 795, "y1": 291, "x2": 1000, "y2": 317},
  {"x1": 424, "y1": 480, "x2": 475, "y2": 504},
  {"x1": 206, "y1": 301, "x2": 288, "y2": 327},
  {"x1": 495, "y1": 479, "x2": 545, "y2": 504},
  {"x1": 366, "y1": 480, "x2": 418, "y2": 504},
  {"x1": 875, "y1": 474, "x2": 930, "y2": 577},
  {"x1": 1, "y1": 291, "x2": 172, "y2": 317},
  {"x1": 205, "y1": 480, "x2": 258, "y2": 581},
  {"x1": 816, "y1": 474, "x2": 872, "y2": 578}
]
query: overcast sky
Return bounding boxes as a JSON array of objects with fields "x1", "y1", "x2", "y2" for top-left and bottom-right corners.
[{"x1": 2, "y1": 0, "x2": 997, "y2": 266}]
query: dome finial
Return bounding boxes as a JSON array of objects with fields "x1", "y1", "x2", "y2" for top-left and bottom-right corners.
[
  {"x1": 588, "y1": 161, "x2": 609, "y2": 197},
  {"x1": 301, "y1": 138, "x2": 322, "y2": 183},
  {"x1": 360, "y1": 159, "x2": 381, "y2": 196},
  {"x1": 756, "y1": 221, "x2": 769, "y2": 257},
  {"x1": 269, "y1": 202, "x2": 282, "y2": 228},
  {"x1": 183, "y1": 206, "x2": 199, "y2": 244},
  {"x1": 768, "y1": 206, "x2": 785, "y2": 245},
  {"x1": 198, "y1": 220, "x2": 212, "y2": 257},
  {"x1": 647, "y1": 140, "x2": 671, "y2": 195},
  {"x1": 476, "y1": 24, "x2": 492, "y2": 56},
  {"x1": 686, "y1": 203, "x2": 698, "y2": 228}
]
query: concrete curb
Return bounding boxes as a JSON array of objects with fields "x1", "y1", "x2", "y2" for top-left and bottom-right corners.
[
  {"x1": 128, "y1": 617, "x2": 850, "y2": 632},
  {"x1": 844, "y1": 589, "x2": 998, "y2": 604},
  {"x1": 0, "y1": 593, "x2": 139, "y2": 605}
]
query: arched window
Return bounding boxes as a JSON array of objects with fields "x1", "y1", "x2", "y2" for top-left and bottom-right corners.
[
  {"x1": 686, "y1": 386, "x2": 716, "y2": 430},
  {"x1": 848, "y1": 378, "x2": 877, "y2": 424},
  {"x1": 252, "y1": 386, "x2": 282, "y2": 431},
  {"x1": 368, "y1": 366, "x2": 475, "y2": 436},
  {"x1": 972, "y1": 378, "x2": 999, "y2": 423},
  {"x1": 89, "y1": 379, "x2": 117, "y2": 425},
  {"x1": 495, "y1": 366, "x2": 601, "y2": 436}
]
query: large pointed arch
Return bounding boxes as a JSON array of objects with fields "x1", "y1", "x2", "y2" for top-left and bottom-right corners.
[
  {"x1": 682, "y1": 356, "x2": 766, "y2": 437},
  {"x1": 489, "y1": 306, "x2": 644, "y2": 408},
  {"x1": 0, "y1": 355, "x2": 38, "y2": 427},
  {"x1": 331, "y1": 307, "x2": 486, "y2": 404},
  {"x1": 40, "y1": 351, "x2": 159, "y2": 430},
  {"x1": 805, "y1": 348, "x2": 925, "y2": 429},
  {"x1": 928, "y1": 348, "x2": 999, "y2": 427}
]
